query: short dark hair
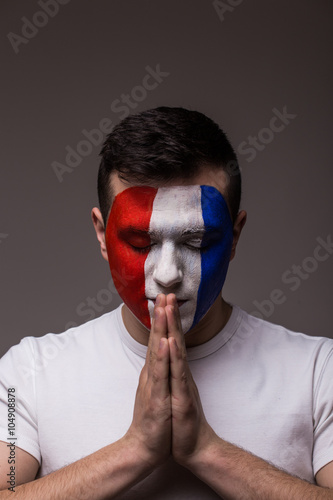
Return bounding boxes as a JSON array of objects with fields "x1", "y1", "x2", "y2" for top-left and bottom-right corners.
[{"x1": 98, "y1": 106, "x2": 241, "y2": 225}]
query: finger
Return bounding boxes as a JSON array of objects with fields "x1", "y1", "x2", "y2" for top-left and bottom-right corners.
[
  {"x1": 166, "y1": 294, "x2": 183, "y2": 334},
  {"x1": 165, "y1": 303, "x2": 186, "y2": 356},
  {"x1": 169, "y1": 337, "x2": 191, "y2": 400},
  {"x1": 150, "y1": 337, "x2": 170, "y2": 400},
  {"x1": 147, "y1": 306, "x2": 168, "y2": 371},
  {"x1": 166, "y1": 293, "x2": 175, "y2": 307},
  {"x1": 157, "y1": 293, "x2": 167, "y2": 308},
  {"x1": 147, "y1": 294, "x2": 166, "y2": 353}
]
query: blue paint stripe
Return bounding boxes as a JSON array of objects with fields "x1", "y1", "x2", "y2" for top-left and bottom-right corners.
[{"x1": 191, "y1": 185, "x2": 234, "y2": 329}]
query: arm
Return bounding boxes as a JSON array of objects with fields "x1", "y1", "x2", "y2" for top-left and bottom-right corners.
[
  {"x1": 0, "y1": 436, "x2": 155, "y2": 499},
  {"x1": 0, "y1": 443, "x2": 39, "y2": 490},
  {"x1": 184, "y1": 438, "x2": 333, "y2": 500},
  {"x1": 317, "y1": 463, "x2": 333, "y2": 489},
  {"x1": 0, "y1": 302, "x2": 171, "y2": 499},
  {"x1": 164, "y1": 294, "x2": 333, "y2": 500}
]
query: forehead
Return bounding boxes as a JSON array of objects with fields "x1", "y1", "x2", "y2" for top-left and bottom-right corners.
[
  {"x1": 108, "y1": 185, "x2": 231, "y2": 233},
  {"x1": 110, "y1": 168, "x2": 229, "y2": 200},
  {"x1": 148, "y1": 186, "x2": 202, "y2": 222}
]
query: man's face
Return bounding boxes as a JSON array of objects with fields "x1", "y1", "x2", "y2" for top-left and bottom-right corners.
[{"x1": 105, "y1": 183, "x2": 234, "y2": 333}]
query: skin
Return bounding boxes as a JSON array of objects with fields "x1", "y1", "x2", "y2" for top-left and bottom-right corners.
[
  {"x1": 105, "y1": 184, "x2": 234, "y2": 334},
  {"x1": 127, "y1": 292, "x2": 216, "y2": 466},
  {"x1": 92, "y1": 168, "x2": 247, "y2": 347}
]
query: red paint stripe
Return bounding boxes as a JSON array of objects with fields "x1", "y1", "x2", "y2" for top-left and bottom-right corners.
[{"x1": 105, "y1": 187, "x2": 157, "y2": 329}]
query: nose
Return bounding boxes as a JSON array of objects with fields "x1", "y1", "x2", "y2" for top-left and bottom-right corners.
[{"x1": 152, "y1": 241, "x2": 183, "y2": 288}]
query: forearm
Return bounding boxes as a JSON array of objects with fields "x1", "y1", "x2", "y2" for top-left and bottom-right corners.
[
  {"x1": 186, "y1": 437, "x2": 333, "y2": 500},
  {"x1": 0, "y1": 435, "x2": 153, "y2": 500}
]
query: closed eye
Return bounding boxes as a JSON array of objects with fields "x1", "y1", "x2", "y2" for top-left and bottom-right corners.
[
  {"x1": 129, "y1": 243, "x2": 154, "y2": 253},
  {"x1": 184, "y1": 232, "x2": 222, "y2": 251},
  {"x1": 118, "y1": 229, "x2": 152, "y2": 252},
  {"x1": 183, "y1": 238, "x2": 203, "y2": 250}
]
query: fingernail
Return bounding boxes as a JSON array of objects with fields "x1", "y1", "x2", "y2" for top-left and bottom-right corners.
[{"x1": 156, "y1": 295, "x2": 161, "y2": 306}]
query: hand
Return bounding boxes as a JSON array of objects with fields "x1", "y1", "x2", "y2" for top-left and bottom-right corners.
[
  {"x1": 165, "y1": 294, "x2": 218, "y2": 467},
  {"x1": 126, "y1": 295, "x2": 171, "y2": 468}
]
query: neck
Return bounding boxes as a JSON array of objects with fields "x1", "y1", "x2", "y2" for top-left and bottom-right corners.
[
  {"x1": 121, "y1": 295, "x2": 232, "y2": 347},
  {"x1": 184, "y1": 295, "x2": 232, "y2": 347}
]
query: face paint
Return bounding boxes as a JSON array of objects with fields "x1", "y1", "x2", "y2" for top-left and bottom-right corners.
[{"x1": 105, "y1": 185, "x2": 233, "y2": 333}]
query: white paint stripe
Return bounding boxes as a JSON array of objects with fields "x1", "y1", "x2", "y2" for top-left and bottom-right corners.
[{"x1": 144, "y1": 186, "x2": 204, "y2": 333}]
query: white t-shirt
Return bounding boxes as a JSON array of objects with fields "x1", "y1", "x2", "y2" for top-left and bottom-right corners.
[{"x1": 0, "y1": 304, "x2": 332, "y2": 498}]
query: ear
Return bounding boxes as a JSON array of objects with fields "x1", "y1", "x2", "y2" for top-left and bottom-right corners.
[
  {"x1": 91, "y1": 207, "x2": 109, "y2": 263},
  {"x1": 230, "y1": 210, "x2": 247, "y2": 261}
]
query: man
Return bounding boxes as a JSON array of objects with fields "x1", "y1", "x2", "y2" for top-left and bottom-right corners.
[{"x1": 0, "y1": 107, "x2": 332, "y2": 498}]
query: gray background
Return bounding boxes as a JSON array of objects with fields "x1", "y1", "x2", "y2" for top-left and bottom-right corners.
[{"x1": 0, "y1": 0, "x2": 332, "y2": 357}]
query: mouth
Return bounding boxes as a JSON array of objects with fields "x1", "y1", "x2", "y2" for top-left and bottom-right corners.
[{"x1": 148, "y1": 298, "x2": 187, "y2": 308}]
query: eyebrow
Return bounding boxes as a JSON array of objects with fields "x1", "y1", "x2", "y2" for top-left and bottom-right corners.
[
  {"x1": 118, "y1": 226, "x2": 222, "y2": 239},
  {"x1": 179, "y1": 228, "x2": 205, "y2": 237}
]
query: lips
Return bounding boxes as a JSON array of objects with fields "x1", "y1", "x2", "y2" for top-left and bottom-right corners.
[{"x1": 149, "y1": 298, "x2": 187, "y2": 308}]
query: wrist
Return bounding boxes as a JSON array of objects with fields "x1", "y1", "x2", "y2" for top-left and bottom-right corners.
[
  {"x1": 176, "y1": 427, "x2": 221, "y2": 472},
  {"x1": 122, "y1": 429, "x2": 167, "y2": 473}
]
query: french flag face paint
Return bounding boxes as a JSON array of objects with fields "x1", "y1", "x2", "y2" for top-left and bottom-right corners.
[{"x1": 105, "y1": 185, "x2": 233, "y2": 333}]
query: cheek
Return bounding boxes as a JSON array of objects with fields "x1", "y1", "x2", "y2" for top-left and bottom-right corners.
[
  {"x1": 109, "y1": 240, "x2": 146, "y2": 290},
  {"x1": 204, "y1": 247, "x2": 230, "y2": 290},
  {"x1": 192, "y1": 239, "x2": 233, "y2": 328},
  {"x1": 106, "y1": 232, "x2": 151, "y2": 329},
  {"x1": 181, "y1": 250, "x2": 202, "y2": 293}
]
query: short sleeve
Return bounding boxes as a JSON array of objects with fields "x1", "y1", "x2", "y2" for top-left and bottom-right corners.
[
  {"x1": 0, "y1": 337, "x2": 41, "y2": 464},
  {"x1": 313, "y1": 346, "x2": 333, "y2": 475}
]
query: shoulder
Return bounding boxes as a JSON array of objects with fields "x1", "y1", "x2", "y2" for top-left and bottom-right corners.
[
  {"x1": 1, "y1": 306, "x2": 123, "y2": 369},
  {"x1": 233, "y1": 307, "x2": 333, "y2": 365}
]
